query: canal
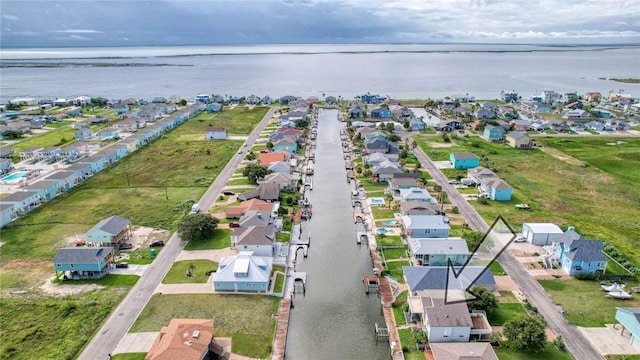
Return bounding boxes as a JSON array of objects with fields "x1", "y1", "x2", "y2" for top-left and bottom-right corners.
[{"x1": 286, "y1": 109, "x2": 389, "y2": 360}]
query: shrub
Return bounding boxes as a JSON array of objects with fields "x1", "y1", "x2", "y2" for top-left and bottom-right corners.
[{"x1": 575, "y1": 273, "x2": 596, "y2": 280}]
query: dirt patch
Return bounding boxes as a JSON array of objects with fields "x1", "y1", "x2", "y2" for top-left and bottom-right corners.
[
  {"x1": 606, "y1": 141, "x2": 627, "y2": 145},
  {"x1": 40, "y1": 276, "x2": 105, "y2": 296},
  {"x1": 428, "y1": 142, "x2": 456, "y2": 148},
  {"x1": 0, "y1": 241, "x2": 4, "y2": 247}
]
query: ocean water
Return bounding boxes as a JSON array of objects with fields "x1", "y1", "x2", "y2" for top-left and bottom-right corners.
[{"x1": 1, "y1": 44, "x2": 639, "y2": 102}]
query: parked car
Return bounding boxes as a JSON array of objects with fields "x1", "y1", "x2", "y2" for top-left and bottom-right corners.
[
  {"x1": 515, "y1": 203, "x2": 531, "y2": 210},
  {"x1": 119, "y1": 243, "x2": 133, "y2": 250},
  {"x1": 150, "y1": 241, "x2": 164, "y2": 247},
  {"x1": 514, "y1": 236, "x2": 527, "y2": 243},
  {"x1": 115, "y1": 262, "x2": 129, "y2": 268},
  {"x1": 448, "y1": 180, "x2": 460, "y2": 185},
  {"x1": 223, "y1": 191, "x2": 235, "y2": 196},
  {"x1": 229, "y1": 222, "x2": 240, "y2": 228}
]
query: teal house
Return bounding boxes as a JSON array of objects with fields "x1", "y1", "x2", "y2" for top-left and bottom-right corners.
[
  {"x1": 449, "y1": 152, "x2": 480, "y2": 169},
  {"x1": 25, "y1": 180, "x2": 60, "y2": 201},
  {"x1": 408, "y1": 237, "x2": 470, "y2": 266},
  {"x1": 483, "y1": 125, "x2": 504, "y2": 142},
  {"x1": 207, "y1": 103, "x2": 223, "y2": 112},
  {"x1": 273, "y1": 138, "x2": 297, "y2": 152},
  {"x1": 552, "y1": 229, "x2": 608, "y2": 276},
  {"x1": 85, "y1": 215, "x2": 132, "y2": 246},
  {"x1": 212, "y1": 252, "x2": 273, "y2": 293},
  {"x1": 53, "y1": 247, "x2": 114, "y2": 280},
  {"x1": 615, "y1": 307, "x2": 640, "y2": 352}
]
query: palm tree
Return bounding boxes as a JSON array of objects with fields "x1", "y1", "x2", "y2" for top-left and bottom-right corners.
[{"x1": 385, "y1": 193, "x2": 394, "y2": 209}]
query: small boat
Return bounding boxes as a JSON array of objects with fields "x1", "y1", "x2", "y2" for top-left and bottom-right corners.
[
  {"x1": 631, "y1": 287, "x2": 640, "y2": 293},
  {"x1": 601, "y1": 283, "x2": 625, "y2": 292},
  {"x1": 303, "y1": 198, "x2": 310, "y2": 206},
  {"x1": 607, "y1": 291, "x2": 632, "y2": 300}
]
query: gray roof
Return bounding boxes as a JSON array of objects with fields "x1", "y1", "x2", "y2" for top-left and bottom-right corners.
[
  {"x1": 239, "y1": 211, "x2": 271, "y2": 227},
  {"x1": 53, "y1": 247, "x2": 114, "y2": 264},
  {"x1": 402, "y1": 215, "x2": 450, "y2": 230},
  {"x1": 451, "y1": 152, "x2": 479, "y2": 160},
  {"x1": 565, "y1": 239, "x2": 608, "y2": 262},
  {"x1": 373, "y1": 160, "x2": 402, "y2": 174},
  {"x1": 424, "y1": 297, "x2": 472, "y2": 327},
  {"x1": 1, "y1": 191, "x2": 39, "y2": 202},
  {"x1": 365, "y1": 139, "x2": 388, "y2": 150},
  {"x1": 391, "y1": 177, "x2": 418, "y2": 187},
  {"x1": 238, "y1": 183, "x2": 280, "y2": 201},
  {"x1": 408, "y1": 237, "x2": 470, "y2": 256},
  {"x1": 87, "y1": 215, "x2": 131, "y2": 236},
  {"x1": 0, "y1": 203, "x2": 15, "y2": 211},
  {"x1": 400, "y1": 201, "x2": 441, "y2": 215},
  {"x1": 236, "y1": 226, "x2": 275, "y2": 246},
  {"x1": 430, "y1": 343, "x2": 498, "y2": 360},
  {"x1": 44, "y1": 170, "x2": 77, "y2": 180},
  {"x1": 403, "y1": 266, "x2": 495, "y2": 292},
  {"x1": 555, "y1": 229, "x2": 583, "y2": 248},
  {"x1": 25, "y1": 180, "x2": 59, "y2": 190},
  {"x1": 507, "y1": 131, "x2": 529, "y2": 140}
]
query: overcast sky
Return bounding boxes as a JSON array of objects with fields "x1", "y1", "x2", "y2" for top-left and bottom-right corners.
[{"x1": 2, "y1": 0, "x2": 639, "y2": 47}]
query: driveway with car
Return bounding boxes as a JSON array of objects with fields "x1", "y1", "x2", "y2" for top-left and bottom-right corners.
[{"x1": 110, "y1": 264, "x2": 149, "y2": 276}]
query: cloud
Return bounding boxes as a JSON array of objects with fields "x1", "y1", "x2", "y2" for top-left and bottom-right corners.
[
  {"x1": 50, "y1": 29, "x2": 104, "y2": 34},
  {"x1": 2, "y1": 14, "x2": 19, "y2": 20}
]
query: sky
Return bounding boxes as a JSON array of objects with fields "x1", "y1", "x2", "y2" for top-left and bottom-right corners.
[{"x1": 1, "y1": 0, "x2": 639, "y2": 47}]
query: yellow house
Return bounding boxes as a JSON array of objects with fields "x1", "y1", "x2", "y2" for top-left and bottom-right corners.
[{"x1": 506, "y1": 131, "x2": 532, "y2": 149}]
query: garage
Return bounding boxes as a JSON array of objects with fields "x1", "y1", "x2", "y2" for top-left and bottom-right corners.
[{"x1": 522, "y1": 223, "x2": 564, "y2": 246}]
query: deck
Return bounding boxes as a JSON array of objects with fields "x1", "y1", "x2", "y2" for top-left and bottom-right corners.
[{"x1": 272, "y1": 299, "x2": 291, "y2": 360}]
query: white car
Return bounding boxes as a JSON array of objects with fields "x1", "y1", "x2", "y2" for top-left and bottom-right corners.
[
  {"x1": 514, "y1": 236, "x2": 527, "y2": 243},
  {"x1": 448, "y1": 180, "x2": 459, "y2": 185}
]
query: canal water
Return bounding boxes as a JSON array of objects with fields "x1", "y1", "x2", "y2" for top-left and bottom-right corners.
[{"x1": 286, "y1": 109, "x2": 389, "y2": 360}]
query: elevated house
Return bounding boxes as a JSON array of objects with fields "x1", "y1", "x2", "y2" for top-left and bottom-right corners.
[
  {"x1": 0, "y1": 158, "x2": 13, "y2": 175},
  {"x1": 585, "y1": 92, "x2": 602, "y2": 103},
  {"x1": 213, "y1": 251, "x2": 273, "y2": 292},
  {"x1": 409, "y1": 118, "x2": 426, "y2": 131},
  {"x1": 0, "y1": 191, "x2": 42, "y2": 214},
  {"x1": 112, "y1": 103, "x2": 130, "y2": 115},
  {"x1": 500, "y1": 90, "x2": 519, "y2": 103},
  {"x1": 36, "y1": 146, "x2": 61, "y2": 161},
  {"x1": 207, "y1": 103, "x2": 223, "y2": 112},
  {"x1": 25, "y1": 180, "x2": 61, "y2": 202},
  {"x1": 408, "y1": 237, "x2": 470, "y2": 266},
  {"x1": 370, "y1": 107, "x2": 393, "y2": 118},
  {"x1": 1, "y1": 203, "x2": 17, "y2": 228},
  {"x1": 231, "y1": 226, "x2": 275, "y2": 257},
  {"x1": 348, "y1": 106, "x2": 365, "y2": 118},
  {"x1": 66, "y1": 162, "x2": 93, "y2": 179},
  {"x1": 404, "y1": 266, "x2": 496, "y2": 293},
  {"x1": 482, "y1": 125, "x2": 504, "y2": 142},
  {"x1": 74, "y1": 127, "x2": 92, "y2": 141},
  {"x1": 522, "y1": 223, "x2": 563, "y2": 246},
  {"x1": 372, "y1": 159, "x2": 402, "y2": 183},
  {"x1": 563, "y1": 109, "x2": 588, "y2": 120},
  {"x1": 475, "y1": 108, "x2": 495, "y2": 119},
  {"x1": 365, "y1": 136, "x2": 389, "y2": 154},
  {"x1": 361, "y1": 93, "x2": 385, "y2": 104},
  {"x1": 548, "y1": 229, "x2": 608, "y2": 276},
  {"x1": 0, "y1": 146, "x2": 14, "y2": 158},
  {"x1": 467, "y1": 167, "x2": 513, "y2": 201},
  {"x1": 511, "y1": 119, "x2": 531, "y2": 132},
  {"x1": 85, "y1": 215, "x2": 133, "y2": 247},
  {"x1": 449, "y1": 153, "x2": 480, "y2": 169},
  {"x1": 401, "y1": 215, "x2": 450, "y2": 238},
  {"x1": 400, "y1": 201, "x2": 442, "y2": 216},
  {"x1": 506, "y1": 131, "x2": 532, "y2": 149},
  {"x1": 399, "y1": 187, "x2": 437, "y2": 204},
  {"x1": 435, "y1": 120, "x2": 463, "y2": 132},
  {"x1": 615, "y1": 308, "x2": 640, "y2": 352},
  {"x1": 97, "y1": 128, "x2": 120, "y2": 141},
  {"x1": 195, "y1": 94, "x2": 211, "y2": 103},
  {"x1": 145, "y1": 319, "x2": 217, "y2": 360},
  {"x1": 43, "y1": 170, "x2": 80, "y2": 190},
  {"x1": 79, "y1": 155, "x2": 108, "y2": 174},
  {"x1": 205, "y1": 127, "x2": 227, "y2": 140},
  {"x1": 19, "y1": 146, "x2": 43, "y2": 161},
  {"x1": 53, "y1": 247, "x2": 114, "y2": 280}
]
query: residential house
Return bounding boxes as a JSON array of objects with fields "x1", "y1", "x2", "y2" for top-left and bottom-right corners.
[
  {"x1": 260, "y1": 95, "x2": 272, "y2": 105},
  {"x1": 370, "y1": 107, "x2": 393, "y2": 118},
  {"x1": 361, "y1": 93, "x2": 385, "y2": 104},
  {"x1": 593, "y1": 109, "x2": 615, "y2": 118},
  {"x1": 238, "y1": 183, "x2": 280, "y2": 202},
  {"x1": 43, "y1": 170, "x2": 80, "y2": 190},
  {"x1": 482, "y1": 125, "x2": 504, "y2": 142},
  {"x1": 0, "y1": 158, "x2": 13, "y2": 174},
  {"x1": 225, "y1": 199, "x2": 275, "y2": 219},
  {"x1": 454, "y1": 107, "x2": 472, "y2": 117},
  {"x1": 475, "y1": 108, "x2": 495, "y2": 119},
  {"x1": 210, "y1": 95, "x2": 225, "y2": 104},
  {"x1": 0, "y1": 146, "x2": 14, "y2": 158},
  {"x1": 522, "y1": 223, "x2": 563, "y2": 246},
  {"x1": 279, "y1": 111, "x2": 307, "y2": 122},
  {"x1": 615, "y1": 308, "x2": 640, "y2": 352},
  {"x1": 449, "y1": 153, "x2": 480, "y2": 169},
  {"x1": 207, "y1": 103, "x2": 223, "y2": 112},
  {"x1": 348, "y1": 107, "x2": 364, "y2": 118},
  {"x1": 19, "y1": 146, "x2": 43, "y2": 161},
  {"x1": 120, "y1": 134, "x2": 144, "y2": 153},
  {"x1": 585, "y1": 92, "x2": 602, "y2": 103},
  {"x1": 238, "y1": 210, "x2": 272, "y2": 228},
  {"x1": 400, "y1": 201, "x2": 442, "y2": 216},
  {"x1": 482, "y1": 102, "x2": 500, "y2": 111},
  {"x1": 36, "y1": 146, "x2": 61, "y2": 161},
  {"x1": 401, "y1": 215, "x2": 450, "y2": 238},
  {"x1": 325, "y1": 96, "x2": 337, "y2": 105},
  {"x1": 399, "y1": 187, "x2": 437, "y2": 204},
  {"x1": 403, "y1": 266, "x2": 496, "y2": 292},
  {"x1": 29, "y1": 118, "x2": 46, "y2": 129},
  {"x1": 423, "y1": 297, "x2": 474, "y2": 342},
  {"x1": 500, "y1": 90, "x2": 518, "y2": 103},
  {"x1": 145, "y1": 319, "x2": 216, "y2": 360},
  {"x1": 365, "y1": 136, "x2": 389, "y2": 154},
  {"x1": 1, "y1": 203, "x2": 17, "y2": 228},
  {"x1": 409, "y1": 118, "x2": 426, "y2": 131},
  {"x1": 53, "y1": 98, "x2": 72, "y2": 107},
  {"x1": 0, "y1": 191, "x2": 41, "y2": 214},
  {"x1": 435, "y1": 120, "x2": 463, "y2": 132},
  {"x1": 550, "y1": 229, "x2": 608, "y2": 276},
  {"x1": 105, "y1": 144, "x2": 128, "y2": 160},
  {"x1": 387, "y1": 176, "x2": 418, "y2": 198},
  {"x1": 213, "y1": 251, "x2": 273, "y2": 292},
  {"x1": 569, "y1": 122, "x2": 586, "y2": 132},
  {"x1": 59, "y1": 144, "x2": 83, "y2": 161},
  {"x1": 97, "y1": 128, "x2": 120, "y2": 141},
  {"x1": 205, "y1": 127, "x2": 227, "y2": 140},
  {"x1": 273, "y1": 138, "x2": 297, "y2": 152},
  {"x1": 548, "y1": 119, "x2": 569, "y2": 132},
  {"x1": 85, "y1": 215, "x2": 133, "y2": 247},
  {"x1": 66, "y1": 107, "x2": 83, "y2": 117},
  {"x1": 113, "y1": 103, "x2": 130, "y2": 115},
  {"x1": 268, "y1": 161, "x2": 291, "y2": 174},
  {"x1": 430, "y1": 343, "x2": 498, "y2": 360},
  {"x1": 564, "y1": 101, "x2": 584, "y2": 110},
  {"x1": 231, "y1": 226, "x2": 275, "y2": 257},
  {"x1": 439, "y1": 103, "x2": 455, "y2": 111},
  {"x1": 258, "y1": 152, "x2": 287, "y2": 166},
  {"x1": 408, "y1": 237, "x2": 470, "y2": 266},
  {"x1": 467, "y1": 167, "x2": 513, "y2": 201},
  {"x1": 563, "y1": 109, "x2": 589, "y2": 120},
  {"x1": 66, "y1": 162, "x2": 93, "y2": 179},
  {"x1": 262, "y1": 173, "x2": 294, "y2": 191},
  {"x1": 114, "y1": 117, "x2": 145, "y2": 132},
  {"x1": 246, "y1": 94, "x2": 261, "y2": 104},
  {"x1": 511, "y1": 119, "x2": 531, "y2": 132},
  {"x1": 585, "y1": 120, "x2": 605, "y2": 131},
  {"x1": 79, "y1": 155, "x2": 108, "y2": 174},
  {"x1": 506, "y1": 131, "x2": 532, "y2": 149},
  {"x1": 53, "y1": 247, "x2": 114, "y2": 280},
  {"x1": 195, "y1": 94, "x2": 211, "y2": 103},
  {"x1": 372, "y1": 159, "x2": 402, "y2": 183},
  {"x1": 25, "y1": 180, "x2": 60, "y2": 201},
  {"x1": 279, "y1": 96, "x2": 298, "y2": 105}
]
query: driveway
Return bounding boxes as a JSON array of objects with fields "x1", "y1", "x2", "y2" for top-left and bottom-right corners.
[
  {"x1": 110, "y1": 264, "x2": 148, "y2": 276},
  {"x1": 175, "y1": 248, "x2": 236, "y2": 262},
  {"x1": 578, "y1": 325, "x2": 639, "y2": 356},
  {"x1": 154, "y1": 282, "x2": 214, "y2": 294},
  {"x1": 113, "y1": 332, "x2": 158, "y2": 354}
]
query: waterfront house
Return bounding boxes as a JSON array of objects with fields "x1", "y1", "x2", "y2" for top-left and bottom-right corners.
[
  {"x1": 19, "y1": 146, "x2": 43, "y2": 161},
  {"x1": 348, "y1": 106, "x2": 365, "y2": 118},
  {"x1": 424, "y1": 297, "x2": 474, "y2": 342},
  {"x1": 145, "y1": 319, "x2": 216, "y2": 360},
  {"x1": 409, "y1": 118, "x2": 426, "y2": 131},
  {"x1": 1, "y1": 203, "x2": 17, "y2": 228},
  {"x1": 403, "y1": 266, "x2": 495, "y2": 292},
  {"x1": 467, "y1": 167, "x2": 513, "y2": 201},
  {"x1": 113, "y1": 103, "x2": 130, "y2": 115},
  {"x1": 74, "y1": 96, "x2": 92, "y2": 106},
  {"x1": 585, "y1": 92, "x2": 602, "y2": 103},
  {"x1": 430, "y1": 343, "x2": 498, "y2": 360},
  {"x1": 500, "y1": 90, "x2": 518, "y2": 103},
  {"x1": 435, "y1": 120, "x2": 463, "y2": 132},
  {"x1": 506, "y1": 131, "x2": 532, "y2": 149},
  {"x1": 53, "y1": 98, "x2": 72, "y2": 107},
  {"x1": 25, "y1": 180, "x2": 60, "y2": 201},
  {"x1": 195, "y1": 94, "x2": 210, "y2": 103},
  {"x1": 66, "y1": 162, "x2": 93, "y2": 179},
  {"x1": 482, "y1": 125, "x2": 504, "y2": 141},
  {"x1": 439, "y1": 103, "x2": 455, "y2": 111},
  {"x1": 615, "y1": 308, "x2": 640, "y2": 352},
  {"x1": 564, "y1": 101, "x2": 584, "y2": 110},
  {"x1": 267, "y1": 161, "x2": 291, "y2": 174},
  {"x1": 0, "y1": 191, "x2": 41, "y2": 214},
  {"x1": 205, "y1": 127, "x2": 227, "y2": 140},
  {"x1": 213, "y1": 251, "x2": 272, "y2": 292},
  {"x1": 79, "y1": 155, "x2": 108, "y2": 174},
  {"x1": 152, "y1": 97, "x2": 166, "y2": 104},
  {"x1": 408, "y1": 237, "x2": 470, "y2": 266},
  {"x1": 85, "y1": 215, "x2": 133, "y2": 247},
  {"x1": 361, "y1": 93, "x2": 385, "y2": 104},
  {"x1": 402, "y1": 215, "x2": 450, "y2": 238},
  {"x1": 273, "y1": 138, "x2": 297, "y2": 152},
  {"x1": 259, "y1": 152, "x2": 287, "y2": 166},
  {"x1": 325, "y1": 96, "x2": 337, "y2": 104},
  {"x1": 563, "y1": 109, "x2": 588, "y2": 120},
  {"x1": 593, "y1": 109, "x2": 615, "y2": 118},
  {"x1": 262, "y1": 173, "x2": 294, "y2": 191},
  {"x1": 370, "y1": 107, "x2": 393, "y2": 118},
  {"x1": 550, "y1": 229, "x2": 608, "y2": 276},
  {"x1": 231, "y1": 226, "x2": 275, "y2": 257},
  {"x1": 260, "y1": 95, "x2": 271, "y2": 105},
  {"x1": 522, "y1": 223, "x2": 563, "y2": 246},
  {"x1": 399, "y1": 187, "x2": 437, "y2": 204},
  {"x1": 386, "y1": 176, "x2": 418, "y2": 198},
  {"x1": 279, "y1": 96, "x2": 298, "y2": 105},
  {"x1": 400, "y1": 201, "x2": 442, "y2": 216},
  {"x1": 97, "y1": 128, "x2": 120, "y2": 141},
  {"x1": 43, "y1": 170, "x2": 80, "y2": 190},
  {"x1": 449, "y1": 153, "x2": 480, "y2": 169},
  {"x1": 372, "y1": 160, "x2": 402, "y2": 183},
  {"x1": 75, "y1": 127, "x2": 92, "y2": 141},
  {"x1": 53, "y1": 247, "x2": 114, "y2": 280},
  {"x1": 224, "y1": 199, "x2": 275, "y2": 219},
  {"x1": 365, "y1": 136, "x2": 389, "y2": 154},
  {"x1": 238, "y1": 183, "x2": 280, "y2": 202},
  {"x1": 207, "y1": 103, "x2": 223, "y2": 112},
  {"x1": 475, "y1": 108, "x2": 495, "y2": 119}
]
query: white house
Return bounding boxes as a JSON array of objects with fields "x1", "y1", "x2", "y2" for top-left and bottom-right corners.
[
  {"x1": 522, "y1": 223, "x2": 564, "y2": 246},
  {"x1": 1, "y1": 203, "x2": 17, "y2": 228},
  {"x1": 213, "y1": 251, "x2": 273, "y2": 292},
  {"x1": 205, "y1": 127, "x2": 227, "y2": 140},
  {"x1": 231, "y1": 226, "x2": 275, "y2": 257}
]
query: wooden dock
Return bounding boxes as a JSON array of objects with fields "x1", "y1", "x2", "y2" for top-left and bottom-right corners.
[
  {"x1": 363, "y1": 275, "x2": 380, "y2": 294},
  {"x1": 272, "y1": 299, "x2": 291, "y2": 360}
]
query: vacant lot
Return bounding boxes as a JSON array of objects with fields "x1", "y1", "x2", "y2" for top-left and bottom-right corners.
[
  {"x1": 9, "y1": 127, "x2": 77, "y2": 155},
  {"x1": 416, "y1": 135, "x2": 640, "y2": 267},
  {"x1": 188, "y1": 106, "x2": 269, "y2": 135},
  {"x1": 162, "y1": 260, "x2": 218, "y2": 284},
  {"x1": 131, "y1": 294, "x2": 279, "y2": 358},
  {"x1": 494, "y1": 342, "x2": 573, "y2": 360}
]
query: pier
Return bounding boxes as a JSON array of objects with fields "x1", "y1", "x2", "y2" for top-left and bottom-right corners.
[{"x1": 272, "y1": 299, "x2": 292, "y2": 360}]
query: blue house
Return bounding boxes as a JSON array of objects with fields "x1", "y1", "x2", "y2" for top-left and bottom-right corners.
[
  {"x1": 75, "y1": 127, "x2": 92, "y2": 141},
  {"x1": 401, "y1": 215, "x2": 450, "y2": 238},
  {"x1": 361, "y1": 93, "x2": 385, "y2": 104},
  {"x1": 370, "y1": 107, "x2": 393, "y2": 118},
  {"x1": 409, "y1": 118, "x2": 425, "y2": 131},
  {"x1": 484, "y1": 178, "x2": 513, "y2": 201},
  {"x1": 53, "y1": 247, "x2": 114, "y2": 280},
  {"x1": 113, "y1": 103, "x2": 130, "y2": 115},
  {"x1": 449, "y1": 153, "x2": 480, "y2": 169},
  {"x1": 273, "y1": 138, "x2": 297, "y2": 152},
  {"x1": 483, "y1": 125, "x2": 504, "y2": 142},
  {"x1": 85, "y1": 215, "x2": 132, "y2": 246},
  {"x1": 97, "y1": 128, "x2": 120, "y2": 141},
  {"x1": 552, "y1": 230, "x2": 608, "y2": 276},
  {"x1": 212, "y1": 251, "x2": 273, "y2": 292},
  {"x1": 79, "y1": 155, "x2": 108, "y2": 174},
  {"x1": 25, "y1": 180, "x2": 60, "y2": 201},
  {"x1": 207, "y1": 103, "x2": 223, "y2": 112},
  {"x1": 195, "y1": 94, "x2": 210, "y2": 103},
  {"x1": 615, "y1": 308, "x2": 640, "y2": 352}
]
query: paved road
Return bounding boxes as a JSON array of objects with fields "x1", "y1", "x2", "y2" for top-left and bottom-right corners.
[
  {"x1": 413, "y1": 146, "x2": 602, "y2": 360},
  {"x1": 79, "y1": 107, "x2": 276, "y2": 360}
]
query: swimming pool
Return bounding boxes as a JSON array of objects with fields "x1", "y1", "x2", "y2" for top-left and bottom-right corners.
[
  {"x1": 377, "y1": 228, "x2": 389, "y2": 234},
  {"x1": 368, "y1": 198, "x2": 385, "y2": 206},
  {"x1": 383, "y1": 220, "x2": 398, "y2": 227},
  {"x1": 0, "y1": 171, "x2": 29, "y2": 184}
]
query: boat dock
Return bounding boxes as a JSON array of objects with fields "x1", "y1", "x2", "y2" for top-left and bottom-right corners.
[
  {"x1": 363, "y1": 275, "x2": 380, "y2": 294},
  {"x1": 271, "y1": 299, "x2": 291, "y2": 360}
]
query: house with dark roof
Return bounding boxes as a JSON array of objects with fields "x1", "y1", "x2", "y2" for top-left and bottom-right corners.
[
  {"x1": 408, "y1": 237, "x2": 470, "y2": 266},
  {"x1": 370, "y1": 107, "x2": 392, "y2": 118},
  {"x1": 435, "y1": 120, "x2": 463, "y2": 132},
  {"x1": 238, "y1": 183, "x2": 280, "y2": 202},
  {"x1": 430, "y1": 342, "x2": 498, "y2": 360},
  {"x1": 550, "y1": 229, "x2": 608, "y2": 276},
  {"x1": 213, "y1": 251, "x2": 272, "y2": 292},
  {"x1": 231, "y1": 226, "x2": 275, "y2": 257},
  {"x1": 449, "y1": 153, "x2": 480, "y2": 169},
  {"x1": 403, "y1": 266, "x2": 496, "y2": 293},
  {"x1": 145, "y1": 319, "x2": 218, "y2": 360},
  {"x1": 1, "y1": 191, "x2": 42, "y2": 214},
  {"x1": 53, "y1": 247, "x2": 114, "y2": 280},
  {"x1": 372, "y1": 159, "x2": 402, "y2": 183},
  {"x1": 85, "y1": 215, "x2": 133, "y2": 246},
  {"x1": 365, "y1": 137, "x2": 389, "y2": 154},
  {"x1": 348, "y1": 106, "x2": 364, "y2": 118},
  {"x1": 475, "y1": 108, "x2": 495, "y2": 119},
  {"x1": 615, "y1": 307, "x2": 640, "y2": 352}
]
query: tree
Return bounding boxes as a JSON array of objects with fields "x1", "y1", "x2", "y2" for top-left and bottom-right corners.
[
  {"x1": 503, "y1": 316, "x2": 547, "y2": 352},
  {"x1": 246, "y1": 151, "x2": 256, "y2": 161},
  {"x1": 243, "y1": 163, "x2": 271, "y2": 183},
  {"x1": 277, "y1": 206, "x2": 289, "y2": 217},
  {"x1": 388, "y1": 134, "x2": 401, "y2": 143},
  {"x1": 385, "y1": 193, "x2": 394, "y2": 209},
  {"x1": 179, "y1": 99, "x2": 187, "y2": 106},
  {"x1": 398, "y1": 148, "x2": 409, "y2": 159},
  {"x1": 266, "y1": 141, "x2": 274, "y2": 151},
  {"x1": 385, "y1": 122, "x2": 395, "y2": 133},
  {"x1": 467, "y1": 286, "x2": 498, "y2": 315},
  {"x1": 177, "y1": 214, "x2": 219, "y2": 242},
  {"x1": 463, "y1": 230, "x2": 493, "y2": 252},
  {"x1": 295, "y1": 118, "x2": 309, "y2": 128}
]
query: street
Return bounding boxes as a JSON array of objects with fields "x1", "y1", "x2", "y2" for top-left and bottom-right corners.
[
  {"x1": 413, "y1": 146, "x2": 602, "y2": 360},
  {"x1": 78, "y1": 106, "x2": 276, "y2": 360}
]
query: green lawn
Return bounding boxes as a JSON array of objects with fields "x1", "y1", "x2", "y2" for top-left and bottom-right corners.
[
  {"x1": 131, "y1": 294, "x2": 279, "y2": 358},
  {"x1": 276, "y1": 232, "x2": 291, "y2": 243},
  {"x1": 183, "y1": 229, "x2": 231, "y2": 250},
  {"x1": 111, "y1": 353, "x2": 147, "y2": 360},
  {"x1": 381, "y1": 247, "x2": 408, "y2": 260},
  {"x1": 539, "y1": 278, "x2": 640, "y2": 326},
  {"x1": 9, "y1": 126, "x2": 77, "y2": 155},
  {"x1": 274, "y1": 272, "x2": 285, "y2": 293},
  {"x1": 472, "y1": 260, "x2": 507, "y2": 275},
  {"x1": 393, "y1": 290, "x2": 408, "y2": 326},
  {"x1": 494, "y1": 342, "x2": 573, "y2": 360},
  {"x1": 360, "y1": 179, "x2": 388, "y2": 192},
  {"x1": 384, "y1": 260, "x2": 409, "y2": 283},
  {"x1": 371, "y1": 206, "x2": 396, "y2": 220},
  {"x1": 54, "y1": 274, "x2": 140, "y2": 286},
  {"x1": 377, "y1": 235, "x2": 404, "y2": 247},
  {"x1": 488, "y1": 303, "x2": 527, "y2": 326},
  {"x1": 0, "y1": 288, "x2": 128, "y2": 360},
  {"x1": 126, "y1": 247, "x2": 163, "y2": 265},
  {"x1": 606, "y1": 355, "x2": 640, "y2": 360},
  {"x1": 162, "y1": 260, "x2": 218, "y2": 284},
  {"x1": 188, "y1": 106, "x2": 269, "y2": 135},
  {"x1": 398, "y1": 328, "x2": 424, "y2": 358},
  {"x1": 227, "y1": 177, "x2": 253, "y2": 186}
]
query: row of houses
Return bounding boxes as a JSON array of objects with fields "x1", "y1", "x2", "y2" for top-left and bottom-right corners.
[{"x1": 0, "y1": 104, "x2": 205, "y2": 228}]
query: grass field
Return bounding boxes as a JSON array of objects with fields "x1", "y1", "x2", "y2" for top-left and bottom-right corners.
[
  {"x1": 539, "y1": 278, "x2": 640, "y2": 326},
  {"x1": 131, "y1": 294, "x2": 279, "y2": 358},
  {"x1": 162, "y1": 260, "x2": 218, "y2": 284},
  {"x1": 9, "y1": 126, "x2": 77, "y2": 155},
  {"x1": 183, "y1": 229, "x2": 231, "y2": 250},
  {"x1": 494, "y1": 342, "x2": 573, "y2": 360},
  {"x1": 381, "y1": 247, "x2": 408, "y2": 260},
  {"x1": 0, "y1": 288, "x2": 128, "y2": 360},
  {"x1": 398, "y1": 328, "x2": 425, "y2": 359},
  {"x1": 488, "y1": 303, "x2": 527, "y2": 325},
  {"x1": 111, "y1": 353, "x2": 146, "y2": 360},
  {"x1": 416, "y1": 135, "x2": 640, "y2": 267},
  {"x1": 191, "y1": 106, "x2": 269, "y2": 135},
  {"x1": 384, "y1": 260, "x2": 409, "y2": 283}
]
